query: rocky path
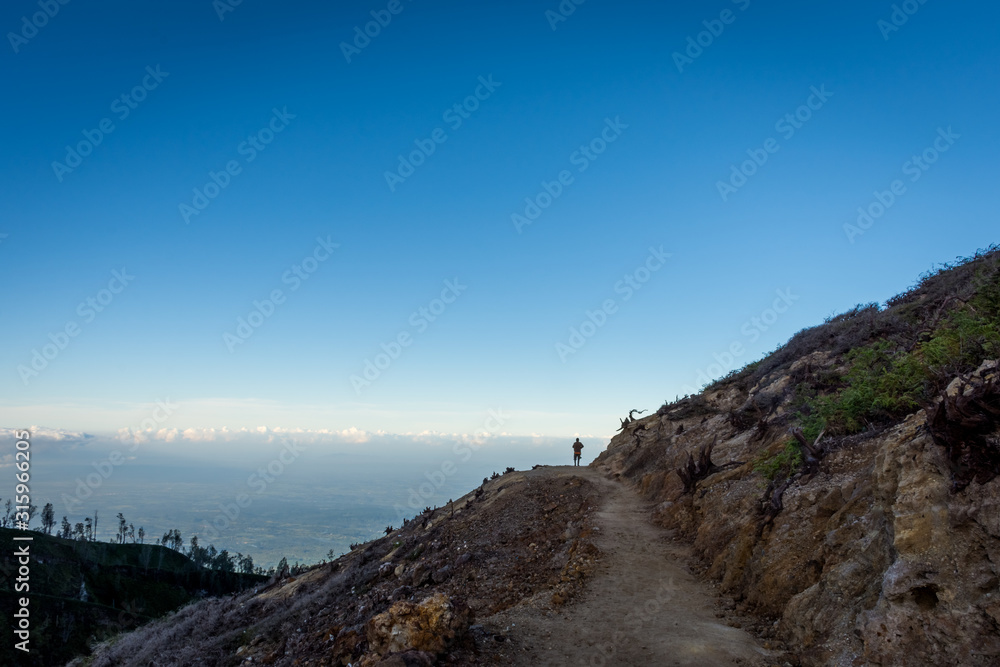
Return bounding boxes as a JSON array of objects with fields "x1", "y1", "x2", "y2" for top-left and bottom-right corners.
[{"x1": 486, "y1": 466, "x2": 771, "y2": 666}]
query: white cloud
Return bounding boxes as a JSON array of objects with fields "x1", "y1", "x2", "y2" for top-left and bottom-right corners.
[
  {"x1": 104, "y1": 425, "x2": 573, "y2": 455},
  {"x1": 0, "y1": 426, "x2": 93, "y2": 445},
  {"x1": 0, "y1": 396, "x2": 614, "y2": 439},
  {"x1": 115, "y1": 425, "x2": 381, "y2": 446},
  {"x1": 0, "y1": 426, "x2": 95, "y2": 468}
]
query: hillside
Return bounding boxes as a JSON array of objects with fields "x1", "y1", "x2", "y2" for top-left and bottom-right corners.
[
  {"x1": 0, "y1": 528, "x2": 265, "y2": 666},
  {"x1": 79, "y1": 247, "x2": 1000, "y2": 666},
  {"x1": 79, "y1": 467, "x2": 775, "y2": 666},
  {"x1": 594, "y1": 246, "x2": 1000, "y2": 665}
]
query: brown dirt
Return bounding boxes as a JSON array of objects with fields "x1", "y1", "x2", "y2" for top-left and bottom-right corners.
[{"x1": 483, "y1": 466, "x2": 772, "y2": 667}]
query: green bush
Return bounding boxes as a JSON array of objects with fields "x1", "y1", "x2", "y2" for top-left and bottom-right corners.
[
  {"x1": 797, "y1": 301, "x2": 1000, "y2": 437},
  {"x1": 753, "y1": 440, "x2": 803, "y2": 481}
]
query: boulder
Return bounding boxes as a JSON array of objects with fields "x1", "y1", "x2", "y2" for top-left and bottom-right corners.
[{"x1": 366, "y1": 593, "x2": 471, "y2": 657}]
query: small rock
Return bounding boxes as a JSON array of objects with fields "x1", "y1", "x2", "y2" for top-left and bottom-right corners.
[
  {"x1": 410, "y1": 564, "x2": 431, "y2": 587},
  {"x1": 390, "y1": 585, "x2": 413, "y2": 601}
]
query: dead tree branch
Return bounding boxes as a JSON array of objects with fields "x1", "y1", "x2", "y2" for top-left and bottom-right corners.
[
  {"x1": 676, "y1": 437, "x2": 745, "y2": 495},
  {"x1": 759, "y1": 477, "x2": 791, "y2": 534},
  {"x1": 789, "y1": 426, "x2": 827, "y2": 473}
]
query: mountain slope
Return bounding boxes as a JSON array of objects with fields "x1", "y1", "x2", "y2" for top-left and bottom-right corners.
[
  {"x1": 0, "y1": 528, "x2": 265, "y2": 666},
  {"x1": 594, "y1": 246, "x2": 1000, "y2": 665},
  {"x1": 82, "y1": 468, "x2": 611, "y2": 666},
  {"x1": 81, "y1": 467, "x2": 776, "y2": 667},
  {"x1": 81, "y1": 246, "x2": 1000, "y2": 666}
]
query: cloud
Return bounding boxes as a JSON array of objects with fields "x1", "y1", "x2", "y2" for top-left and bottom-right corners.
[
  {"x1": 0, "y1": 426, "x2": 94, "y2": 445},
  {"x1": 1, "y1": 422, "x2": 592, "y2": 456},
  {"x1": 0, "y1": 426, "x2": 95, "y2": 468},
  {"x1": 0, "y1": 397, "x2": 609, "y2": 440},
  {"x1": 115, "y1": 425, "x2": 382, "y2": 446},
  {"x1": 108, "y1": 425, "x2": 569, "y2": 452}
]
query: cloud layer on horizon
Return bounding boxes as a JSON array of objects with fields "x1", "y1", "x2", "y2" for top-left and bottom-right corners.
[{"x1": 1, "y1": 424, "x2": 587, "y2": 451}]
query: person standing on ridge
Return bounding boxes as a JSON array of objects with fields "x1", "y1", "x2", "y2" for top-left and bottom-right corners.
[{"x1": 572, "y1": 438, "x2": 584, "y2": 466}]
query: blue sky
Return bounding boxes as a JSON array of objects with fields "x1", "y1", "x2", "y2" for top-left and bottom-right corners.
[{"x1": 2, "y1": 0, "x2": 998, "y2": 439}]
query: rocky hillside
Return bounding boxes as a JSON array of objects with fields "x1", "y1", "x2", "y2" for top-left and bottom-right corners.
[
  {"x1": 80, "y1": 469, "x2": 605, "y2": 666},
  {"x1": 79, "y1": 246, "x2": 1000, "y2": 667},
  {"x1": 595, "y1": 246, "x2": 1000, "y2": 665}
]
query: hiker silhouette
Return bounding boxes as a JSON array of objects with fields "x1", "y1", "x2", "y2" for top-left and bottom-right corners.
[{"x1": 572, "y1": 438, "x2": 584, "y2": 466}]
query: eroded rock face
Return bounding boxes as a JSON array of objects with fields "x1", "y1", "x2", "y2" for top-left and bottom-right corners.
[
  {"x1": 595, "y1": 362, "x2": 1000, "y2": 666},
  {"x1": 856, "y1": 414, "x2": 1000, "y2": 666},
  {"x1": 365, "y1": 593, "x2": 471, "y2": 659}
]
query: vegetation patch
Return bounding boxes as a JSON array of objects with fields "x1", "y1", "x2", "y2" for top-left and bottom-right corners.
[
  {"x1": 784, "y1": 249, "x2": 1000, "y2": 439},
  {"x1": 753, "y1": 440, "x2": 803, "y2": 481}
]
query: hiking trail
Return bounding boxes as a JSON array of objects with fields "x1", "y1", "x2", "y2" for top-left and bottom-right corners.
[{"x1": 485, "y1": 466, "x2": 773, "y2": 666}]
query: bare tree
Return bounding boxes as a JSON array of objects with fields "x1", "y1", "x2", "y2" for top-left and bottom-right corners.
[
  {"x1": 162, "y1": 528, "x2": 184, "y2": 551},
  {"x1": 24, "y1": 503, "x2": 38, "y2": 529},
  {"x1": 676, "y1": 437, "x2": 744, "y2": 494},
  {"x1": 215, "y1": 550, "x2": 235, "y2": 573},
  {"x1": 239, "y1": 553, "x2": 254, "y2": 574},
  {"x1": 40, "y1": 503, "x2": 55, "y2": 534}
]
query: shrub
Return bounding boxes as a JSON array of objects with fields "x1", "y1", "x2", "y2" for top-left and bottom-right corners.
[
  {"x1": 753, "y1": 440, "x2": 803, "y2": 481},
  {"x1": 796, "y1": 299, "x2": 1000, "y2": 437},
  {"x1": 705, "y1": 359, "x2": 762, "y2": 392}
]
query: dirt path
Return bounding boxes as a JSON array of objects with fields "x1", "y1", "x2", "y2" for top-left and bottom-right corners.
[{"x1": 486, "y1": 466, "x2": 771, "y2": 666}]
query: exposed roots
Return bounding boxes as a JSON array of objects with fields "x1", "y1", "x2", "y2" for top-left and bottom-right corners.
[
  {"x1": 926, "y1": 363, "x2": 1000, "y2": 492},
  {"x1": 676, "y1": 437, "x2": 744, "y2": 495}
]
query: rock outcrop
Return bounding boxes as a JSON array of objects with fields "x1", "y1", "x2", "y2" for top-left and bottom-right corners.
[
  {"x1": 364, "y1": 593, "x2": 470, "y2": 661},
  {"x1": 595, "y1": 359, "x2": 1000, "y2": 666}
]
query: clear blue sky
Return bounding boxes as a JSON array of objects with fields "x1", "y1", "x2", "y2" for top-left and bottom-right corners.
[{"x1": 2, "y1": 0, "x2": 998, "y2": 438}]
